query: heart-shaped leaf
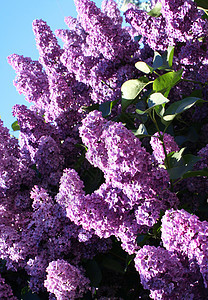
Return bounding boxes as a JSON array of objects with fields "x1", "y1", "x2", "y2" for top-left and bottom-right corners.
[
  {"x1": 163, "y1": 97, "x2": 206, "y2": 122},
  {"x1": 135, "y1": 62, "x2": 154, "y2": 74},
  {"x1": 148, "y1": 93, "x2": 169, "y2": 108},
  {"x1": 121, "y1": 77, "x2": 151, "y2": 111}
]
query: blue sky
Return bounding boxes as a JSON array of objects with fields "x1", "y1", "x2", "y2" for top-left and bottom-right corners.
[{"x1": 0, "y1": 0, "x2": 103, "y2": 134}]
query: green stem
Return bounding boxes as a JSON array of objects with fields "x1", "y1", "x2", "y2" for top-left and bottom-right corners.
[
  {"x1": 153, "y1": 71, "x2": 160, "y2": 76},
  {"x1": 180, "y1": 78, "x2": 208, "y2": 86},
  {"x1": 101, "y1": 80, "x2": 114, "y2": 90},
  {"x1": 173, "y1": 178, "x2": 183, "y2": 186}
]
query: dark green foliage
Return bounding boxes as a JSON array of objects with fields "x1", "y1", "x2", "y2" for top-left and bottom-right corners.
[{"x1": 11, "y1": 120, "x2": 20, "y2": 131}]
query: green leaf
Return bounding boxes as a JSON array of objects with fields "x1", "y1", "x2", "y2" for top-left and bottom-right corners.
[
  {"x1": 102, "y1": 257, "x2": 124, "y2": 274},
  {"x1": 82, "y1": 103, "x2": 99, "y2": 112},
  {"x1": 195, "y1": 0, "x2": 208, "y2": 9},
  {"x1": 132, "y1": 124, "x2": 149, "y2": 137},
  {"x1": 152, "y1": 47, "x2": 175, "y2": 71},
  {"x1": 135, "y1": 61, "x2": 154, "y2": 74},
  {"x1": 163, "y1": 97, "x2": 206, "y2": 122},
  {"x1": 136, "y1": 234, "x2": 149, "y2": 246},
  {"x1": 121, "y1": 78, "x2": 149, "y2": 100},
  {"x1": 136, "y1": 93, "x2": 169, "y2": 115},
  {"x1": 136, "y1": 108, "x2": 147, "y2": 115},
  {"x1": 154, "y1": 104, "x2": 165, "y2": 117},
  {"x1": 175, "y1": 126, "x2": 199, "y2": 145},
  {"x1": 136, "y1": 98, "x2": 147, "y2": 112},
  {"x1": 11, "y1": 120, "x2": 20, "y2": 131},
  {"x1": 167, "y1": 151, "x2": 201, "y2": 180},
  {"x1": 121, "y1": 77, "x2": 151, "y2": 111},
  {"x1": 147, "y1": 2, "x2": 162, "y2": 17},
  {"x1": 99, "y1": 99, "x2": 119, "y2": 117},
  {"x1": 124, "y1": 254, "x2": 134, "y2": 272},
  {"x1": 167, "y1": 148, "x2": 185, "y2": 167},
  {"x1": 152, "y1": 52, "x2": 164, "y2": 70},
  {"x1": 202, "y1": 9, "x2": 208, "y2": 18},
  {"x1": 188, "y1": 88, "x2": 203, "y2": 99},
  {"x1": 167, "y1": 46, "x2": 174, "y2": 67},
  {"x1": 148, "y1": 92, "x2": 169, "y2": 108},
  {"x1": 153, "y1": 69, "x2": 183, "y2": 96},
  {"x1": 85, "y1": 260, "x2": 102, "y2": 287},
  {"x1": 153, "y1": 47, "x2": 175, "y2": 71},
  {"x1": 22, "y1": 291, "x2": 41, "y2": 300},
  {"x1": 182, "y1": 168, "x2": 208, "y2": 179},
  {"x1": 116, "y1": 112, "x2": 136, "y2": 129}
]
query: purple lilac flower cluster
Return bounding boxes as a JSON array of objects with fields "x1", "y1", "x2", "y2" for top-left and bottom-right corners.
[
  {"x1": 134, "y1": 208, "x2": 208, "y2": 299},
  {"x1": 3, "y1": 0, "x2": 142, "y2": 294},
  {"x1": 79, "y1": 111, "x2": 178, "y2": 217},
  {"x1": 55, "y1": 111, "x2": 178, "y2": 254},
  {"x1": 55, "y1": 0, "x2": 140, "y2": 104},
  {"x1": 7, "y1": 54, "x2": 50, "y2": 111},
  {"x1": 161, "y1": 209, "x2": 208, "y2": 288},
  {"x1": 150, "y1": 132, "x2": 179, "y2": 164},
  {"x1": 44, "y1": 259, "x2": 90, "y2": 300},
  {"x1": 178, "y1": 39, "x2": 208, "y2": 84},
  {"x1": 0, "y1": 162, "x2": 109, "y2": 292},
  {"x1": 134, "y1": 244, "x2": 205, "y2": 299},
  {"x1": 56, "y1": 169, "x2": 141, "y2": 254},
  {"x1": 125, "y1": 0, "x2": 208, "y2": 51},
  {"x1": 0, "y1": 119, "x2": 21, "y2": 193}
]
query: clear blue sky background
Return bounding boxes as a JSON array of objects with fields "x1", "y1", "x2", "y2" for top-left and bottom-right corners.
[{"x1": 0, "y1": 0, "x2": 103, "y2": 134}]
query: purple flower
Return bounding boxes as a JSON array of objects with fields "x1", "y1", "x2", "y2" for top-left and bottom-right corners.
[
  {"x1": 0, "y1": 120, "x2": 21, "y2": 192},
  {"x1": 56, "y1": 111, "x2": 179, "y2": 254},
  {"x1": 125, "y1": 9, "x2": 169, "y2": 51},
  {"x1": 56, "y1": 168, "x2": 141, "y2": 253},
  {"x1": 150, "y1": 132, "x2": 179, "y2": 164},
  {"x1": 101, "y1": 0, "x2": 123, "y2": 26},
  {"x1": 13, "y1": 104, "x2": 55, "y2": 146},
  {"x1": 74, "y1": 0, "x2": 138, "y2": 61},
  {"x1": 7, "y1": 54, "x2": 50, "y2": 111},
  {"x1": 135, "y1": 245, "x2": 205, "y2": 299},
  {"x1": 197, "y1": 144, "x2": 208, "y2": 169},
  {"x1": 178, "y1": 39, "x2": 208, "y2": 84},
  {"x1": 79, "y1": 111, "x2": 178, "y2": 218},
  {"x1": 185, "y1": 144, "x2": 208, "y2": 194},
  {"x1": 160, "y1": 0, "x2": 208, "y2": 39},
  {"x1": 125, "y1": 0, "x2": 208, "y2": 50},
  {"x1": 44, "y1": 259, "x2": 90, "y2": 299},
  {"x1": 32, "y1": 19, "x2": 64, "y2": 73},
  {"x1": 161, "y1": 209, "x2": 208, "y2": 288}
]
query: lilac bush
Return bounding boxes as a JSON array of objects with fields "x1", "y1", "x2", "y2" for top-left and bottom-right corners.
[{"x1": 1, "y1": 0, "x2": 208, "y2": 299}]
